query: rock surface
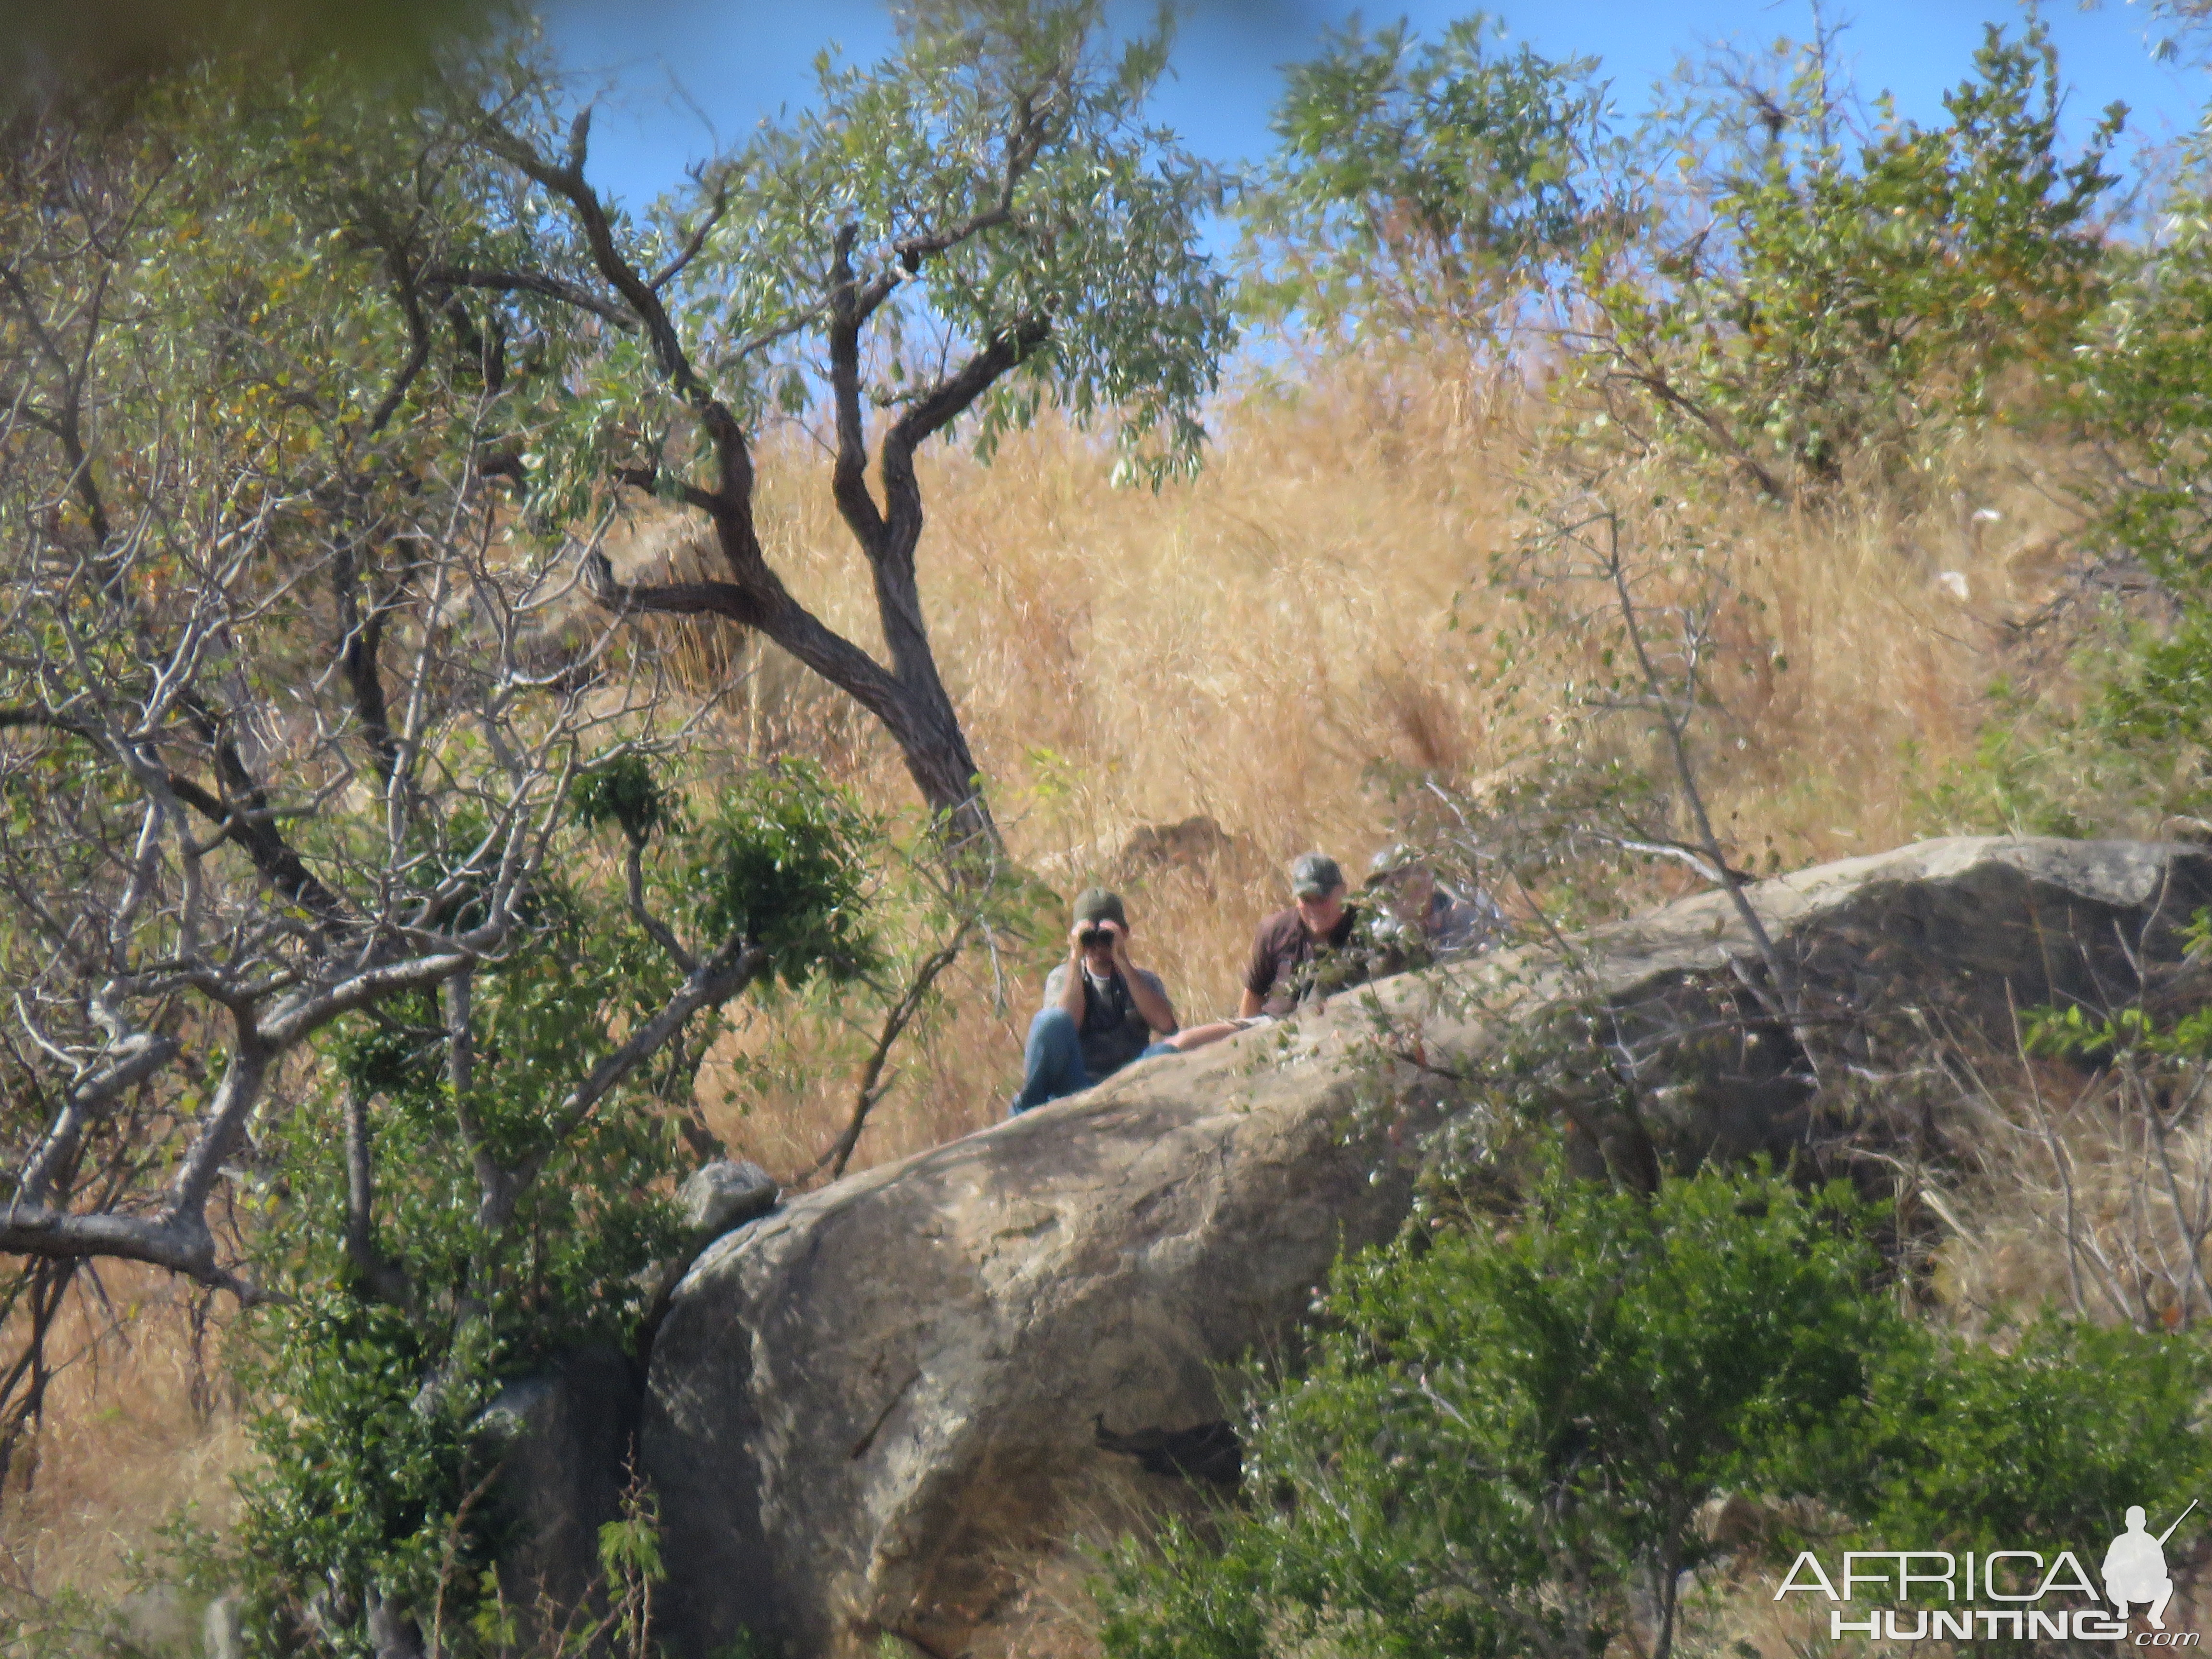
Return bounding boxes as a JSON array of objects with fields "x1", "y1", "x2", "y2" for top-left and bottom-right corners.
[
  {"x1": 203, "y1": 1594, "x2": 245, "y2": 1659},
  {"x1": 678, "y1": 1159, "x2": 781, "y2": 1239},
  {"x1": 641, "y1": 837, "x2": 2212, "y2": 1659},
  {"x1": 481, "y1": 1346, "x2": 643, "y2": 1639}
]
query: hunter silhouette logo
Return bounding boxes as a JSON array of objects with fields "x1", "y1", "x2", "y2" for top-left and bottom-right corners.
[
  {"x1": 1777, "y1": 1498, "x2": 2201, "y2": 1643},
  {"x1": 2107, "y1": 1502, "x2": 2196, "y2": 1630}
]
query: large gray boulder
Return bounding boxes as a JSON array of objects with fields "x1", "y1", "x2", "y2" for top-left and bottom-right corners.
[{"x1": 641, "y1": 837, "x2": 2212, "y2": 1659}]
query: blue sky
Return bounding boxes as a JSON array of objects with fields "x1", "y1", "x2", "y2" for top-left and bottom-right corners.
[{"x1": 544, "y1": 0, "x2": 2209, "y2": 211}]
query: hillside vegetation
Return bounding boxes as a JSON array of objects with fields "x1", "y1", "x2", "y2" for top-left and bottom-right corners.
[
  {"x1": 0, "y1": 362, "x2": 2148, "y2": 1647},
  {"x1": 643, "y1": 369, "x2": 2094, "y2": 1163},
  {"x1": 7, "y1": 0, "x2": 2212, "y2": 1653}
]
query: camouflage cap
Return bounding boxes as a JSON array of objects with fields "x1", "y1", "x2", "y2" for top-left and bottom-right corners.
[
  {"x1": 1289, "y1": 852, "x2": 1345, "y2": 900},
  {"x1": 1072, "y1": 888, "x2": 1128, "y2": 927}
]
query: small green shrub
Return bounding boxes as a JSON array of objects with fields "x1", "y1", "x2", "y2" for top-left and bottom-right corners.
[
  {"x1": 1839, "y1": 1317, "x2": 2212, "y2": 1556},
  {"x1": 1102, "y1": 1165, "x2": 1890, "y2": 1659},
  {"x1": 689, "y1": 759, "x2": 881, "y2": 989},
  {"x1": 1099, "y1": 1162, "x2": 2212, "y2": 1659}
]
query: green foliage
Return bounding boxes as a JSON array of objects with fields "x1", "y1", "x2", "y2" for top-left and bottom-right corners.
[
  {"x1": 1100, "y1": 1162, "x2": 2212, "y2": 1659},
  {"x1": 1626, "y1": 20, "x2": 2120, "y2": 481},
  {"x1": 1241, "y1": 16, "x2": 2119, "y2": 488},
  {"x1": 2017, "y1": 942, "x2": 2212, "y2": 1070},
  {"x1": 589, "y1": 1481, "x2": 671, "y2": 1659},
  {"x1": 2099, "y1": 609, "x2": 2212, "y2": 754},
  {"x1": 1912, "y1": 616, "x2": 2212, "y2": 840},
  {"x1": 2077, "y1": 142, "x2": 2212, "y2": 599},
  {"x1": 1910, "y1": 679, "x2": 2097, "y2": 840},
  {"x1": 2040, "y1": 152, "x2": 2212, "y2": 816},
  {"x1": 1103, "y1": 1165, "x2": 1890, "y2": 1659},
  {"x1": 690, "y1": 760, "x2": 880, "y2": 990},
  {"x1": 228, "y1": 1296, "x2": 502, "y2": 1633},
  {"x1": 210, "y1": 914, "x2": 698, "y2": 1643},
  {"x1": 569, "y1": 752, "x2": 677, "y2": 847},
  {"x1": 0, "y1": 1582, "x2": 169, "y2": 1659},
  {"x1": 1838, "y1": 1317, "x2": 2212, "y2": 1558},
  {"x1": 1238, "y1": 14, "x2": 1622, "y2": 340},
  {"x1": 182, "y1": 757, "x2": 893, "y2": 1646},
  {"x1": 2017, "y1": 926, "x2": 2212, "y2": 1063},
  {"x1": 649, "y1": 0, "x2": 1233, "y2": 489},
  {"x1": 2022, "y1": 1002, "x2": 2171, "y2": 1061}
]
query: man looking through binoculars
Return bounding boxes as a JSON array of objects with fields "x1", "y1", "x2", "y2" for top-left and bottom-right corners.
[{"x1": 1010, "y1": 889, "x2": 1178, "y2": 1114}]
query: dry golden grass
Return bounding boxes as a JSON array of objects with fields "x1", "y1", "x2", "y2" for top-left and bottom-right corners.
[
  {"x1": 0, "y1": 1266, "x2": 244, "y2": 1609},
  {"x1": 0, "y1": 352, "x2": 2127, "y2": 1616},
  {"x1": 632, "y1": 356, "x2": 2104, "y2": 1184},
  {"x1": 1929, "y1": 1044, "x2": 2212, "y2": 1334}
]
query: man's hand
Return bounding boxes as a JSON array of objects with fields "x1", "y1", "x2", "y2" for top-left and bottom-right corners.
[
  {"x1": 1105, "y1": 923, "x2": 1178, "y2": 1034},
  {"x1": 1058, "y1": 926, "x2": 1092, "y2": 1025}
]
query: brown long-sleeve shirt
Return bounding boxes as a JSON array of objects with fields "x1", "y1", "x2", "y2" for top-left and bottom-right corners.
[{"x1": 1243, "y1": 905, "x2": 1360, "y2": 1017}]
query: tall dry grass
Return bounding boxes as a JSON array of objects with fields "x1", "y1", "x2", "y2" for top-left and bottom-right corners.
[
  {"x1": 621, "y1": 355, "x2": 2101, "y2": 1183},
  {"x1": 0, "y1": 1266, "x2": 245, "y2": 1620},
  {"x1": 1932, "y1": 1040, "x2": 2212, "y2": 1333},
  {"x1": 0, "y1": 352, "x2": 2117, "y2": 1616}
]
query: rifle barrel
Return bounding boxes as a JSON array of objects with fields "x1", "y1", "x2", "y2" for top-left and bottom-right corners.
[{"x1": 2158, "y1": 1499, "x2": 2199, "y2": 1547}]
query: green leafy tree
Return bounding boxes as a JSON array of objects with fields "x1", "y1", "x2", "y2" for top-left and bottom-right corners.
[
  {"x1": 449, "y1": 0, "x2": 1233, "y2": 843},
  {"x1": 1237, "y1": 14, "x2": 1625, "y2": 344},
  {"x1": 1240, "y1": 17, "x2": 2120, "y2": 496},
  {"x1": 1918, "y1": 139, "x2": 2212, "y2": 833},
  {"x1": 0, "y1": 61, "x2": 899, "y2": 1651},
  {"x1": 1613, "y1": 19, "x2": 2121, "y2": 490},
  {"x1": 0, "y1": 59, "x2": 581, "y2": 1294}
]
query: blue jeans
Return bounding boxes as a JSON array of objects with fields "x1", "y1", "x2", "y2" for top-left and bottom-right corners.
[
  {"x1": 1011, "y1": 1008, "x2": 1089, "y2": 1114},
  {"x1": 1011, "y1": 1010, "x2": 1179, "y2": 1115}
]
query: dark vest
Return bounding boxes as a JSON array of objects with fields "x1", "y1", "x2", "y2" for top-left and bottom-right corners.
[{"x1": 1078, "y1": 969, "x2": 1152, "y2": 1081}]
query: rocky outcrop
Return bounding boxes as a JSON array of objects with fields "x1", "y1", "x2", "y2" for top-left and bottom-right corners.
[
  {"x1": 678, "y1": 1159, "x2": 780, "y2": 1238},
  {"x1": 640, "y1": 838, "x2": 2212, "y2": 1659},
  {"x1": 481, "y1": 1347, "x2": 643, "y2": 1637}
]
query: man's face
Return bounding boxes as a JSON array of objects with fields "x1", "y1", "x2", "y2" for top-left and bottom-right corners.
[
  {"x1": 1080, "y1": 917, "x2": 1122, "y2": 969},
  {"x1": 1296, "y1": 884, "x2": 1347, "y2": 935},
  {"x1": 1386, "y1": 868, "x2": 1435, "y2": 922}
]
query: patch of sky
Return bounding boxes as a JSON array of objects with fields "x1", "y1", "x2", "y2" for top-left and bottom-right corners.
[{"x1": 543, "y1": 0, "x2": 2207, "y2": 230}]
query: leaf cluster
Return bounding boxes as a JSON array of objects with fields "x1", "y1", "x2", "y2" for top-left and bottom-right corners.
[
  {"x1": 1237, "y1": 15, "x2": 2122, "y2": 493},
  {"x1": 688, "y1": 759, "x2": 881, "y2": 991},
  {"x1": 1636, "y1": 20, "x2": 2121, "y2": 481},
  {"x1": 1100, "y1": 1162, "x2": 2212, "y2": 1659},
  {"x1": 1238, "y1": 13, "x2": 1624, "y2": 343}
]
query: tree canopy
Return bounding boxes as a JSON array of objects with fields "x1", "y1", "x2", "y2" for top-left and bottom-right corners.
[{"x1": 438, "y1": 0, "x2": 1234, "y2": 841}]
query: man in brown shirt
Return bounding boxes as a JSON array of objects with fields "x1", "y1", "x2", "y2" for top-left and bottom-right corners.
[
  {"x1": 1241, "y1": 851, "x2": 1360, "y2": 1017},
  {"x1": 1142, "y1": 853, "x2": 1369, "y2": 1062}
]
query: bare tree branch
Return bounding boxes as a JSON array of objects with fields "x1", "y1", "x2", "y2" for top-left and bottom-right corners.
[{"x1": 810, "y1": 925, "x2": 971, "y2": 1183}]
